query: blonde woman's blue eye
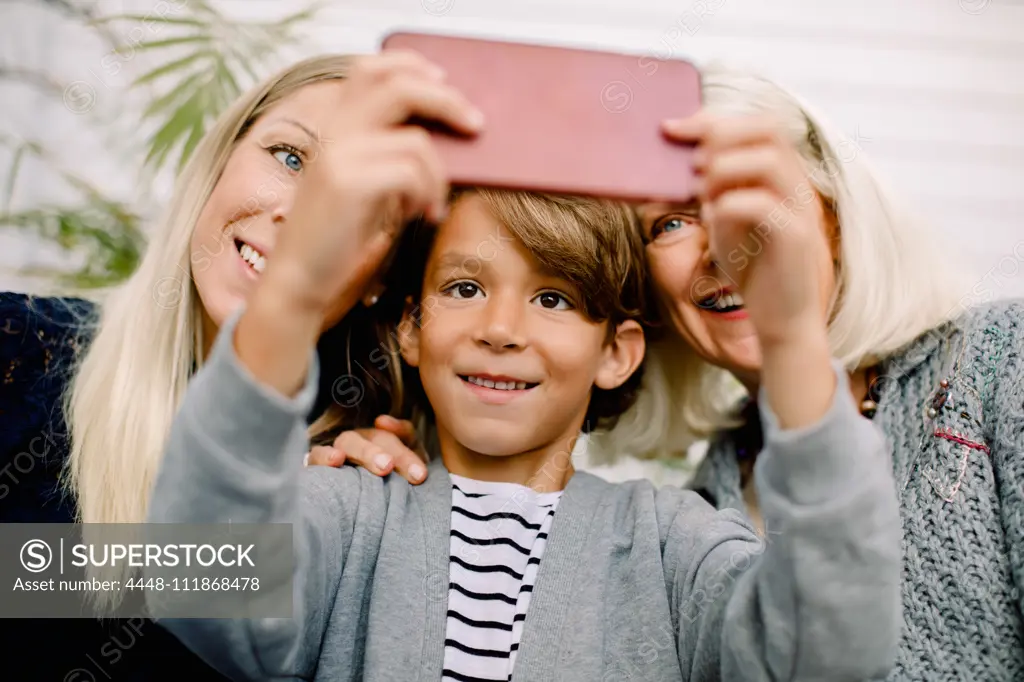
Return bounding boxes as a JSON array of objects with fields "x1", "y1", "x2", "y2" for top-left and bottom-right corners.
[
  {"x1": 534, "y1": 292, "x2": 571, "y2": 310},
  {"x1": 272, "y1": 148, "x2": 302, "y2": 171}
]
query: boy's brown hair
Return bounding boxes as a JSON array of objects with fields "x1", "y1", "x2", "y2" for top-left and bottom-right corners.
[{"x1": 309, "y1": 188, "x2": 650, "y2": 446}]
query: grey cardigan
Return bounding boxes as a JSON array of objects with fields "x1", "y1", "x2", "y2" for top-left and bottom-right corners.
[
  {"x1": 147, "y1": 311, "x2": 903, "y2": 681},
  {"x1": 691, "y1": 299, "x2": 1024, "y2": 681}
]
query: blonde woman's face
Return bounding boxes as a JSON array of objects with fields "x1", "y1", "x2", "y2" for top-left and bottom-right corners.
[
  {"x1": 189, "y1": 81, "x2": 346, "y2": 334},
  {"x1": 637, "y1": 200, "x2": 836, "y2": 385}
]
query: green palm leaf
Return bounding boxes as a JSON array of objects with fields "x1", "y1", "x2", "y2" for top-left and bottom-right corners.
[
  {"x1": 101, "y1": 0, "x2": 322, "y2": 173},
  {"x1": 0, "y1": 138, "x2": 144, "y2": 290},
  {"x1": 1, "y1": 200, "x2": 145, "y2": 289}
]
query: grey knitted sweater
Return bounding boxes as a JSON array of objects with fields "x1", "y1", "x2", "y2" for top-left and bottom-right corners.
[{"x1": 691, "y1": 299, "x2": 1024, "y2": 681}]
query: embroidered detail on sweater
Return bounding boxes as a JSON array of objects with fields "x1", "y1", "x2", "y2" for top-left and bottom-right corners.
[{"x1": 933, "y1": 427, "x2": 991, "y2": 455}]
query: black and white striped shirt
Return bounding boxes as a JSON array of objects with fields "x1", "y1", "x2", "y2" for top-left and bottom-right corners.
[{"x1": 443, "y1": 475, "x2": 562, "y2": 682}]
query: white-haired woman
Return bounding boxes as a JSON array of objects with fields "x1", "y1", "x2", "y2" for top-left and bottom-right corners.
[
  {"x1": 341, "y1": 66, "x2": 1024, "y2": 681},
  {"x1": 0, "y1": 51, "x2": 482, "y2": 680}
]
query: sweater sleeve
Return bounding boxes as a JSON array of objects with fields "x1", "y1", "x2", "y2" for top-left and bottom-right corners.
[
  {"x1": 665, "y1": 360, "x2": 902, "y2": 681},
  {"x1": 987, "y1": 300, "x2": 1024, "y2": 622},
  {"x1": 145, "y1": 308, "x2": 366, "y2": 681}
]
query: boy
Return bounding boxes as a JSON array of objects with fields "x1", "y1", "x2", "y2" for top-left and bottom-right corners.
[{"x1": 148, "y1": 189, "x2": 901, "y2": 681}]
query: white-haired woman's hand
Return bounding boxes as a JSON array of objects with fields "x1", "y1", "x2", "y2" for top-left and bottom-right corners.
[
  {"x1": 663, "y1": 112, "x2": 839, "y2": 429},
  {"x1": 662, "y1": 112, "x2": 833, "y2": 348},
  {"x1": 305, "y1": 416, "x2": 428, "y2": 485}
]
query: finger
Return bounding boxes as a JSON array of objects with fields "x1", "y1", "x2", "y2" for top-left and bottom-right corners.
[
  {"x1": 374, "y1": 415, "x2": 418, "y2": 446},
  {"x1": 370, "y1": 431, "x2": 427, "y2": 484},
  {"x1": 661, "y1": 111, "x2": 712, "y2": 143},
  {"x1": 387, "y1": 127, "x2": 450, "y2": 222},
  {"x1": 708, "y1": 188, "x2": 780, "y2": 237},
  {"x1": 703, "y1": 147, "x2": 797, "y2": 204},
  {"x1": 306, "y1": 445, "x2": 345, "y2": 467},
  {"x1": 372, "y1": 76, "x2": 485, "y2": 136},
  {"x1": 699, "y1": 116, "x2": 788, "y2": 158},
  {"x1": 333, "y1": 430, "x2": 395, "y2": 476},
  {"x1": 350, "y1": 50, "x2": 446, "y2": 83},
  {"x1": 350, "y1": 129, "x2": 448, "y2": 223},
  {"x1": 355, "y1": 129, "x2": 444, "y2": 218},
  {"x1": 354, "y1": 155, "x2": 435, "y2": 228}
]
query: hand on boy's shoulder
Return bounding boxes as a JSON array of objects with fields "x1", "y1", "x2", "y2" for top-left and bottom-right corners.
[{"x1": 305, "y1": 417, "x2": 427, "y2": 485}]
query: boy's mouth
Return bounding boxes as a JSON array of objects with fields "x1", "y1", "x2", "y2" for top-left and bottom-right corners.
[{"x1": 458, "y1": 374, "x2": 540, "y2": 392}]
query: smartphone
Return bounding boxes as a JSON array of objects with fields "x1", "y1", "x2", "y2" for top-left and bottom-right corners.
[{"x1": 380, "y1": 31, "x2": 702, "y2": 204}]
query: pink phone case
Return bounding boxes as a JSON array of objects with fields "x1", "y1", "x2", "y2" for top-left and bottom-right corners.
[{"x1": 381, "y1": 31, "x2": 702, "y2": 204}]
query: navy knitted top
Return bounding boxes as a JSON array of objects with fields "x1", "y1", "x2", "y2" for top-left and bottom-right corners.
[{"x1": 0, "y1": 291, "x2": 229, "y2": 681}]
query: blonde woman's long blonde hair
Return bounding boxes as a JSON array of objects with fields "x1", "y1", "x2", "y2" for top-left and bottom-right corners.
[
  {"x1": 63, "y1": 55, "x2": 354, "y2": 608},
  {"x1": 587, "y1": 63, "x2": 973, "y2": 463}
]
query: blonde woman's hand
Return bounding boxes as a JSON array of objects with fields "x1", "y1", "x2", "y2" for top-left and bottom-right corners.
[
  {"x1": 305, "y1": 416, "x2": 428, "y2": 484},
  {"x1": 662, "y1": 112, "x2": 833, "y2": 348},
  {"x1": 236, "y1": 51, "x2": 483, "y2": 397},
  {"x1": 263, "y1": 50, "x2": 485, "y2": 321}
]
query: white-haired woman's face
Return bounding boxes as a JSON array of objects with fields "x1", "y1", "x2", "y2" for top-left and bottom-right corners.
[
  {"x1": 189, "y1": 80, "x2": 346, "y2": 335},
  {"x1": 637, "y1": 198, "x2": 837, "y2": 386}
]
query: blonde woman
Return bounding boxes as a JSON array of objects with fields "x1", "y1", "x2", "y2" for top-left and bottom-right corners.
[
  {"x1": 342, "y1": 66, "x2": 1024, "y2": 681},
  {"x1": 0, "y1": 51, "x2": 482, "y2": 680}
]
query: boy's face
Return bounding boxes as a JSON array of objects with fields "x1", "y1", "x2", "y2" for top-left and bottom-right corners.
[{"x1": 398, "y1": 193, "x2": 645, "y2": 460}]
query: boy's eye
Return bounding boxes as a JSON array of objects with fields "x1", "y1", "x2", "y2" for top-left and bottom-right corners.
[
  {"x1": 533, "y1": 291, "x2": 572, "y2": 310},
  {"x1": 444, "y1": 281, "x2": 483, "y2": 299},
  {"x1": 270, "y1": 145, "x2": 303, "y2": 172}
]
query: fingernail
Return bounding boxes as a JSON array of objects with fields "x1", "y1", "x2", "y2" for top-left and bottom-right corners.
[
  {"x1": 374, "y1": 454, "x2": 392, "y2": 471},
  {"x1": 411, "y1": 464, "x2": 426, "y2": 482}
]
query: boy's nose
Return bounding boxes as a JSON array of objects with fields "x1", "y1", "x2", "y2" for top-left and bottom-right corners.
[{"x1": 476, "y1": 295, "x2": 526, "y2": 350}]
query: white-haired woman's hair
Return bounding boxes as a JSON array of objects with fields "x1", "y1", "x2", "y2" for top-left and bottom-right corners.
[
  {"x1": 587, "y1": 62, "x2": 973, "y2": 463},
  {"x1": 62, "y1": 55, "x2": 354, "y2": 611}
]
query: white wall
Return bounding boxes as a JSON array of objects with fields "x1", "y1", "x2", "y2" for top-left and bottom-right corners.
[
  {"x1": 2, "y1": 0, "x2": 1023, "y2": 477},
  {"x1": 3, "y1": 0, "x2": 1022, "y2": 297}
]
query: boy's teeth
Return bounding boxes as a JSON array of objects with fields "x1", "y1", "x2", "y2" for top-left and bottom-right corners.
[
  {"x1": 253, "y1": 256, "x2": 266, "y2": 273},
  {"x1": 467, "y1": 376, "x2": 528, "y2": 391}
]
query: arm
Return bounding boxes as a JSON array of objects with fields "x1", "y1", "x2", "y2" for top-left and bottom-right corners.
[
  {"x1": 988, "y1": 301, "x2": 1024, "y2": 622},
  {"x1": 146, "y1": 307, "x2": 363, "y2": 680},
  {"x1": 669, "y1": 361, "x2": 902, "y2": 681}
]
